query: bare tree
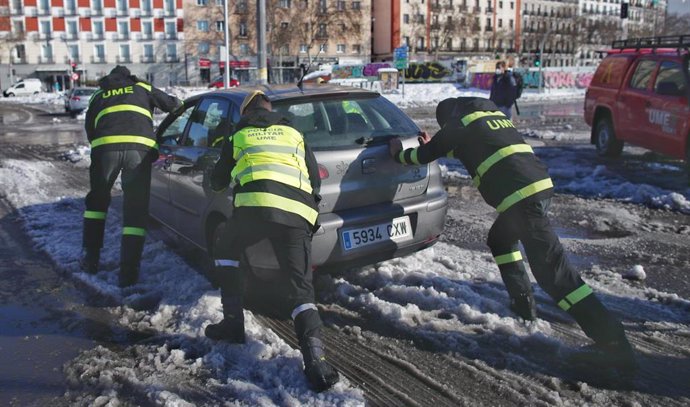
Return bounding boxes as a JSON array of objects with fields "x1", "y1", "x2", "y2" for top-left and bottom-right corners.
[
  {"x1": 662, "y1": 12, "x2": 690, "y2": 36},
  {"x1": 429, "y1": 3, "x2": 481, "y2": 59}
]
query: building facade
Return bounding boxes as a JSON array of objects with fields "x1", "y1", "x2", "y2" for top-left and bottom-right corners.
[{"x1": 0, "y1": 0, "x2": 184, "y2": 89}]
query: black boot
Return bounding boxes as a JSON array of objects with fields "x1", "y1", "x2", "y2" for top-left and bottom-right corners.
[
  {"x1": 300, "y1": 336, "x2": 339, "y2": 392},
  {"x1": 204, "y1": 318, "x2": 246, "y2": 344},
  {"x1": 205, "y1": 295, "x2": 245, "y2": 343},
  {"x1": 568, "y1": 335, "x2": 638, "y2": 372},
  {"x1": 119, "y1": 264, "x2": 139, "y2": 288},
  {"x1": 510, "y1": 292, "x2": 537, "y2": 321},
  {"x1": 80, "y1": 248, "x2": 100, "y2": 274}
]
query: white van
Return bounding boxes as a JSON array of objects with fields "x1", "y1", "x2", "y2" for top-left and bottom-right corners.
[{"x1": 3, "y1": 78, "x2": 43, "y2": 97}]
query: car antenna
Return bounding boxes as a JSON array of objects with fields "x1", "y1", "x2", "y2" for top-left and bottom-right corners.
[{"x1": 297, "y1": 46, "x2": 324, "y2": 93}]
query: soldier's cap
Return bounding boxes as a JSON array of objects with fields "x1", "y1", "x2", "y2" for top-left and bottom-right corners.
[
  {"x1": 240, "y1": 89, "x2": 270, "y2": 114},
  {"x1": 436, "y1": 97, "x2": 476, "y2": 127}
]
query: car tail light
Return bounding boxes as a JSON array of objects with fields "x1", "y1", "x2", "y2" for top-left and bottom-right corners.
[
  {"x1": 71, "y1": 97, "x2": 80, "y2": 101},
  {"x1": 318, "y1": 164, "x2": 329, "y2": 179}
]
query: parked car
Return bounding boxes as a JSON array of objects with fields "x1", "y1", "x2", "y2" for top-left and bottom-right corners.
[
  {"x1": 150, "y1": 85, "x2": 447, "y2": 278},
  {"x1": 208, "y1": 75, "x2": 240, "y2": 89},
  {"x1": 64, "y1": 86, "x2": 98, "y2": 116},
  {"x1": 584, "y1": 35, "x2": 690, "y2": 178},
  {"x1": 3, "y1": 78, "x2": 42, "y2": 97}
]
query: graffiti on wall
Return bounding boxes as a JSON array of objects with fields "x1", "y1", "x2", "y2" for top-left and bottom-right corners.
[
  {"x1": 332, "y1": 63, "x2": 391, "y2": 79},
  {"x1": 470, "y1": 70, "x2": 594, "y2": 90},
  {"x1": 404, "y1": 62, "x2": 453, "y2": 82}
]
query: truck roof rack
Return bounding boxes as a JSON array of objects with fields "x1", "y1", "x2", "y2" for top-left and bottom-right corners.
[{"x1": 612, "y1": 35, "x2": 690, "y2": 53}]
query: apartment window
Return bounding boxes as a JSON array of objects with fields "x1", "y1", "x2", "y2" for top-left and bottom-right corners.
[
  {"x1": 239, "y1": 22, "x2": 247, "y2": 36},
  {"x1": 92, "y1": 0, "x2": 103, "y2": 11},
  {"x1": 352, "y1": 1, "x2": 360, "y2": 9},
  {"x1": 164, "y1": 0, "x2": 175, "y2": 13},
  {"x1": 118, "y1": 21, "x2": 129, "y2": 38},
  {"x1": 142, "y1": 21, "x2": 153, "y2": 38},
  {"x1": 353, "y1": 23, "x2": 360, "y2": 32},
  {"x1": 317, "y1": 23, "x2": 327, "y2": 37},
  {"x1": 143, "y1": 44, "x2": 154, "y2": 58},
  {"x1": 498, "y1": 18, "x2": 502, "y2": 28},
  {"x1": 403, "y1": 14, "x2": 409, "y2": 24},
  {"x1": 67, "y1": 20, "x2": 78, "y2": 37},
  {"x1": 281, "y1": 22, "x2": 289, "y2": 29},
  {"x1": 116, "y1": 0, "x2": 128, "y2": 12},
  {"x1": 239, "y1": 43, "x2": 249, "y2": 55},
  {"x1": 198, "y1": 41, "x2": 210, "y2": 54},
  {"x1": 197, "y1": 0, "x2": 208, "y2": 4},
  {"x1": 499, "y1": 1, "x2": 502, "y2": 8},
  {"x1": 446, "y1": 38, "x2": 452, "y2": 50},
  {"x1": 352, "y1": 44, "x2": 361, "y2": 54},
  {"x1": 41, "y1": 43, "x2": 52, "y2": 61},
  {"x1": 142, "y1": 0, "x2": 152, "y2": 12},
  {"x1": 299, "y1": 43, "x2": 308, "y2": 53},
  {"x1": 279, "y1": 0, "x2": 291, "y2": 7},
  {"x1": 416, "y1": 37, "x2": 424, "y2": 49},
  {"x1": 197, "y1": 20, "x2": 209, "y2": 32},
  {"x1": 216, "y1": 21, "x2": 225, "y2": 31},
  {"x1": 94, "y1": 44, "x2": 105, "y2": 58},
  {"x1": 68, "y1": 45, "x2": 79, "y2": 60},
  {"x1": 39, "y1": 0, "x2": 49, "y2": 11},
  {"x1": 93, "y1": 20, "x2": 104, "y2": 37},
  {"x1": 402, "y1": 36, "x2": 409, "y2": 46},
  {"x1": 319, "y1": 43, "x2": 328, "y2": 52},
  {"x1": 12, "y1": 20, "x2": 24, "y2": 35},
  {"x1": 165, "y1": 21, "x2": 176, "y2": 39},
  {"x1": 337, "y1": 0, "x2": 345, "y2": 10},
  {"x1": 510, "y1": 1, "x2": 513, "y2": 9},
  {"x1": 65, "y1": 0, "x2": 76, "y2": 13},
  {"x1": 433, "y1": 36, "x2": 439, "y2": 49},
  {"x1": 339, "y1": 23, "x2": 346, "y2": 32},
  {"x1": 166, "y1": 43, "x2": 177, "y2": 59},
  {"x1": 486, "y1": 17, "x2": 491, "y2": 29},
  {"x1": 336, "y1": 44, "x2": 346, "y2": 53},
  {"x1": 40, "y1": 20, "x2": 51, "y2": 35},
  {"x1": 509, "y1": 19, "x2": 513, "y2": 29},
  {"x1": 119, "y1": 44, "x2": 130, "y2": 61},
  {"x1": 280, "y1": 45, "x2": 289, "y2": 54},
  {"x1": 416, "y1": 14, "x2": 425, "y2": 24}
]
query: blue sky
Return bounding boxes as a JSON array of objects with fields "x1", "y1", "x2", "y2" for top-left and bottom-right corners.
[{"x1": 668, "y1": 0, "x2": 689, "y2": 14}]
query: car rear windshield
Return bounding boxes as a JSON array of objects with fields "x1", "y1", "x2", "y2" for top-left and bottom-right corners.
[
  {"x1": 74, "y1": 88, "x2": 96, "y2": 96},
  {"x1": 273, "y1": 96, "x2": 419, "y2": 149}
]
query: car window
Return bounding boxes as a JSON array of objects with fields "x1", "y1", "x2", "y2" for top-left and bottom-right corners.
[
  {"x1": 629, "y1": 60, "x2": 657, "y2": 90},
  {"x1": 74, "y1": 88, "x2": 96, "y2": 96},
  {"x1": 16, "y1": 83, "x2": 24, "y2": 89},
  {"x1": 654, "y1": 61, "x2": 686, "y2": 94},
  {"x1": 273, "y1": 96, "x2": 419, "y2": 149},
  {"x1": 160, "y1": 104, "x2": 195, "y2": 145},
  {"x1": 184, "y1": 98, "x2": 230, "y2": 147}
]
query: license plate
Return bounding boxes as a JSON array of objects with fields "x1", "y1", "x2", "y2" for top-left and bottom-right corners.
[{"x1": 341, "y1": 216, "x2": 412, "y2": 251}]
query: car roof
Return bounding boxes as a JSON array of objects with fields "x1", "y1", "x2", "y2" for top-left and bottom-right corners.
[{"x1": 185, "y1": 84, "x2": 378, "y2": 105}]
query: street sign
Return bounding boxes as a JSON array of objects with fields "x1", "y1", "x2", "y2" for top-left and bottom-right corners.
[
  {"x1": 393, "y1": 45, "x2": 409, "y2": 70},
  {"x1": 71, "y1": 72, "x2": 79, "y2": 81}
]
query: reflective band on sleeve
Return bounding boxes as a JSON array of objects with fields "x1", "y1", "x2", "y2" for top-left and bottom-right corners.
[
  {"x1": 473, "y1": 144, "x2": 534, "y2": 188},
  {"x1": 234, "y1": 192, "x2": 318, "y2": 225},
  {"x1": 461, "y1": 110, "x2": 506, "y2": 126},
  {"x1": 122, "y1": 227, "x2": 146, "y2": 236},
  {"x1": 136, "y1": 82, "x2": 152, "y2": 92},
  {"x1": 90, "y1": 135, "x2": 158, "y2": 149},
  {"x1": 410, "y1": 148, "x2": 420, "y2": 165},
  {"x1": 84, "y1": 210, "x2": 106, "y2": 220},
  {"x1": 558, "y1": 284, "x2": 593, "y2": 311},
  {"x1": 494, "y1": 251, "x2": 523, "y2": 265},
  {"x1": 235, "y1": 145, "x2": 304, "y2": 160},
  {"x1": 291, "y1": 303, "x2": 318, "y2": 320},
  {"x1": 94, "y1": 104, "x2": 153, "y2": 128},
  {"x1": 496, "y1": 178, "x2": 554, "y2": 213},
  {"x1": 397, "y1": 149, "x2": 407, "y2": 165},
  {"x1": 215, "y1": 259, "x2": 240, "y2": 268}
]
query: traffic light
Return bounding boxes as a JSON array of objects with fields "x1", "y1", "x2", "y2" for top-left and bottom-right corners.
[
  {"x1": 534, "y1": 54, "x2": 541, "y2": 67},
  {"x1": 71, "y1": 62, "x2": 77, "y2": 72},
  {"x1": 620, "y1": 3, "x2": 629, "y2": 19}
]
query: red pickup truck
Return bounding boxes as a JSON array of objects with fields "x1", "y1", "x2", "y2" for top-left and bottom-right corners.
[{"x1": 584, "y1": 36, "x2": 690, "y2": 178}]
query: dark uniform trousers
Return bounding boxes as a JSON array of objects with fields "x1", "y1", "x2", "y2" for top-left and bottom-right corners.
[
  {"x1": 83, "y1": 149, "x2": 152, "y2": 270},
  {"x1": 487, "y1": 198, "x2": 626, "y2": 345},
  {"x1": 213, "y1": 213, "x2": 322, "y2": 340}
]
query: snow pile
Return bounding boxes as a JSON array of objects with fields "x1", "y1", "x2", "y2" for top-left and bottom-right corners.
[
  {"x1": 623, "y1": 265, "x2": 647, "y2": 281},
  {"x1": 0, "y1": 91, "x2": 65, "y2": 105}
]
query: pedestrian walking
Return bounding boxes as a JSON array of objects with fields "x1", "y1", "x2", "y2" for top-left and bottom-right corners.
[
  {"x1": 489, "y1": 61, "x2": 518, "y2": 119},
  {"x1": 81, "y1": 65, "x2": 181, "y2": 287},
  {"x1": 388, "y1": 96, "x2": 637, "y2": 371},
  {"x1": 207, "y1": 90, "x2": 340, "y2": 392}
]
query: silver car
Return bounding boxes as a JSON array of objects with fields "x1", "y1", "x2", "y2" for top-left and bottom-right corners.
[
  {"x1": 65, "y1": 86, "x2": 97, "y2": 116},
  {"x1": 150, "y1": 85, "x2": 447, "y2": 277}
]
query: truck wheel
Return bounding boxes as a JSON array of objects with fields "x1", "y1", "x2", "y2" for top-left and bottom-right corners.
[{"x1": 595, "y1": 118, "x2": 623, "y2": 157}]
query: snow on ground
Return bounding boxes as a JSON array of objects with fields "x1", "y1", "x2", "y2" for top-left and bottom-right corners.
[{"x1": 0, "y1": 91, "x2": 65, "y2": 106}]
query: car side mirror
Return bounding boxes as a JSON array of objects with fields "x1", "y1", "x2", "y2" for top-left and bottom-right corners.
[{"x1": 656, "y1": 81, "x2": 684, "y2": 96}]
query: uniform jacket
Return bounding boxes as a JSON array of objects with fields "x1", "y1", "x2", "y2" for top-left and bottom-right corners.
[
  {"x1": 396, "y1": 97, "x2": 553, "y2": 213},
  {"x1": 211, "y1": 107, "x2": 321, "y2": 229},
  {"x1": 489, "y1": 72, "x2": 518, "y2": 108},
  {"x1": 85, "y1": 68, "x2": 180, "y2": 152}
]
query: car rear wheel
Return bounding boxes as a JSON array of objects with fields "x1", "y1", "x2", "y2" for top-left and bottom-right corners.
[{"x1": 595, "y1": 117, "x2": 623, "y2": 157}]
